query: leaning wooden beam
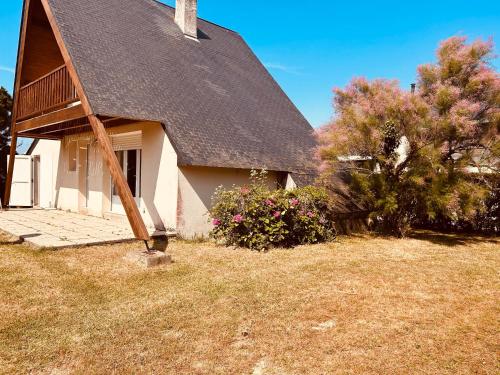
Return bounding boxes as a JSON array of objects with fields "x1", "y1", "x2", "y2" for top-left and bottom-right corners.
[
  {"x1": 40, "y1": 0, "x2": 151, "y2": 241},
  {"x1": 88, "y1": 115, "x2": 150, "y2": 240},
  {"x1": 4, "y1": 0, "x2": 31, "y2": 206},
  {"x1": 3, "y1": 134, "x2": 18, "y2": 206},
  {"x1": 15, "y1": 104, "x2": 85, "y2": 133}
]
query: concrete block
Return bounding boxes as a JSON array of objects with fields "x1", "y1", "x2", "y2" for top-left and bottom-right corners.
[{"x1": 125, "y1": 250, "x2": 172, "y2": 268}]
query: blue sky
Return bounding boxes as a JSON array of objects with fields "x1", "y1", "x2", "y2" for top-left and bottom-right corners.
[{"x1": 1, "y1": 0, "x2": 499, "y2": 145}]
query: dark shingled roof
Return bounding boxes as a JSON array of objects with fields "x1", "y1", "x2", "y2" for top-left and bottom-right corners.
[{"x1": 46, "y1": 0, "x2": 317, "y2": 172}]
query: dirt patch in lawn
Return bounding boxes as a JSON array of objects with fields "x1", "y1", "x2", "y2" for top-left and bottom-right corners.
[{"x1": 0, "y1": 231, "x2": 498, "y2": 374}]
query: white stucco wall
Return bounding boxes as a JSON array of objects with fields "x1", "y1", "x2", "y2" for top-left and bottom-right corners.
[
  {"x1": 177, "y1": 167, "x2": 279, "y2": 238},
  {"x1": 55, "y1": 137, "x2": 79, "y2": 213},
  {"x1": 84, "y1": 138, "x2": 105, "y2": 217},
  {"x1": 285, "y1": 173, "x2": 297, "y2": 190},
  {"x1": 29, "y1": 139, "x2": 60, "y2": 208},
  {"x1": 40, "y1": 122, "x2": 283, "y2": 238},
  {"x1": 54, "y1": 122, "x2": 178, "y2": 231},
  {"x1": 141, "y1": 123, "x2": 178, "y2": 231}
]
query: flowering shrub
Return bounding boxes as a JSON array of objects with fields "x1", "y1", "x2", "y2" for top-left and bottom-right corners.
[{"x1": 209, "y1": 171, "x2": 337, "y2": 250}]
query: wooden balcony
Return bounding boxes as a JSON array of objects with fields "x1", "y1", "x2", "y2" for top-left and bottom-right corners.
[
  {"x1": 16, "y1": 64, "x2": 79, "y2": 121},
  {"x1": 13, "y1": 63, "x2": 137, "y2": 140}
]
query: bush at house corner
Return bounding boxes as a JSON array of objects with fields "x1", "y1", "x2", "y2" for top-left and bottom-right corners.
[{"x1": 209, "y1": 171, "x2": 337, "y2": 250}]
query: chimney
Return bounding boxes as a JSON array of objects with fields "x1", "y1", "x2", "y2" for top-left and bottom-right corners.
[
  {"x1": 410, "y1": 83, "x2": 416, "y2": 94},
  {"x1": 175, "y1": 0, "x2": 198, "y2": 39}
]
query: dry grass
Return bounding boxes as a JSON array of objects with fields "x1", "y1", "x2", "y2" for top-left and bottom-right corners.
[{"x1": 0, "y1": 231, "x2": 498, "y2": 374}]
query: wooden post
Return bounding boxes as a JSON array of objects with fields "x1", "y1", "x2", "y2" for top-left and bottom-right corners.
[
  {"x1": 3, "y1": 133, "x2": 18, "y2": 206},
  {"x1": 4, "y1": 0, "x2": 29, "y2": 207},
  {"x1": 88, "y1": 115, "x2": 150, "y2": 241}
]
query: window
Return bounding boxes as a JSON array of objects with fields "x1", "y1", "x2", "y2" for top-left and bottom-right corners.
[
  {"x1": 112, "y1": 149, "x2": 141, "y2": 199},
  {"x1": 68, "y1": 140, "x2": 77, "y2": 172}
]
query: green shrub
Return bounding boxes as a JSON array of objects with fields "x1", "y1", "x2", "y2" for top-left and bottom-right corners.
[{"x1": 209, "y1": 170, "x2": 337, "y2": 250}]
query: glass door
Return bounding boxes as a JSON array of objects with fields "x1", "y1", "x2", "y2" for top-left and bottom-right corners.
[{"x1": 111, "y1": 149, "x2": 141, "y2": 214}]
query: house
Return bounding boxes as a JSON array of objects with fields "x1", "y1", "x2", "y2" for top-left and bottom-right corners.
[{"x1": 5, "y1": 0, "x2": 317, "y2": 239}]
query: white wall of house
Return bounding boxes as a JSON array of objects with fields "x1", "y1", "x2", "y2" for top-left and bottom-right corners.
[
  {"x1": 34, "y1": 121, "x2": 283, "y2": 238},
  {"x1": 141, "y1": 122, "x2": 178, "y2": 231},
  {"x1": 55, "y1": 121, "x2": 177, "y2": 231},
  {"x1": 29, "y1": 139, "x2": 61, "y2": 208},
  {"x1": 177, "y1": 167, "x2": 279, "y2": 238},
  {"x1": 56, "y1": 137, "x2": 80, "y2": 213},
  {"x1": 285, "y1": 174, "x2": 297, "y2": 190}
]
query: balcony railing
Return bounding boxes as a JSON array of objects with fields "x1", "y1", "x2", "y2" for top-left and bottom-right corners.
[{"x1": 16, "y1": 64, "x2": 79, "y2": 121}]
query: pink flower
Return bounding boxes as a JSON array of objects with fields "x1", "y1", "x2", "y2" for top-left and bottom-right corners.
[
  {"x1": 289, "y1": 198, "x2": 300, "y2": 207},
  {"x1": 212, "y1": 218, "x2": 221, "y2": 226},
  {"x1": 273, "y1": 211, "x2": 281, "y2": 219},
  {"x1": 233, "y1": 214, "x2": 244, "y2": 223},
  {"x1": 264, "y1": 199, "x2": 275, "y2": 207},
  {"x1": 240, "y1": 187, "x2": 250, "y2": 195},
  {"x1": 307, "y1": 211, "x2": 315, "y2": 218}
]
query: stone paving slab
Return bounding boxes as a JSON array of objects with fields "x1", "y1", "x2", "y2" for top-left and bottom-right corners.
[{"x1": 0, "y1": 209, "x2": 170, "y2": 248}]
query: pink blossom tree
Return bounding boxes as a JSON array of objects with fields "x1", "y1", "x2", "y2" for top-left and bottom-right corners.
[
  {"x1": 317, "y1": 37, "x2": 499, "y2": 236},
  {"x1": 418, "y1": 36, "x2": 499, "y2": 178}
]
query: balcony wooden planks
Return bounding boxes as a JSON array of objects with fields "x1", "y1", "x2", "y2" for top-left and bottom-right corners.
[{"x1": 16, "y1": 64, "x2": 78, "y2": 120}]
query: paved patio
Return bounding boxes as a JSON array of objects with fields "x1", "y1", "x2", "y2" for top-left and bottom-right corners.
[{"x1": 0, "y1": 209, "x2": 165, "y2": 248}]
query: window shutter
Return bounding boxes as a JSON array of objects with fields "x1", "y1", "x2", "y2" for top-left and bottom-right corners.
[{"x1": 111, "y1": 131, "x2": 142, "y2": 151}]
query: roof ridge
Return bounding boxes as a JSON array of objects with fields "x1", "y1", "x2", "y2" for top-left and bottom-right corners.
[{"x1": 149, "y1": 0, "x2": 239, "y2": 35}]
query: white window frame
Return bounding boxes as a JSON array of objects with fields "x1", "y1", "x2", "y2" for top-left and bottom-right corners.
[{"x1": 110, "y1": 149, "x2": 142, "y2": 214}]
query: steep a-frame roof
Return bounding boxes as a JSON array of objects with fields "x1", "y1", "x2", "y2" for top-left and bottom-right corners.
[{"x1": 45, "y1": 0, "x2": 317, "y2": 172}]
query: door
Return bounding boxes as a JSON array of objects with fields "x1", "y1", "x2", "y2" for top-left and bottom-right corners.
[
  {"x1": 111, "y1": 149, "x2": 141, "y2": 214},
  {"x1": 8, "y1": 155, "x2": 33, "y2": 207}
]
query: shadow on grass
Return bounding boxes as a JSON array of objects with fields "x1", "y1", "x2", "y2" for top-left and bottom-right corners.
[
  {"x1": 0, "y1": 232, "x2": 24, "y2": 246},
  {"x1": 408, "y1": 230, "x2": 499, "y2": 247},
  {"x1": 0, "y1": 239, "x2": 23, "y2": 246}
]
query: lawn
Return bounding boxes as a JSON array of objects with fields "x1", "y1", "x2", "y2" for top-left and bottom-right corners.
[{"x1": 0, "y1": 232, "x2": 498, "y2": 374}]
